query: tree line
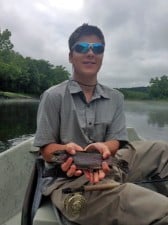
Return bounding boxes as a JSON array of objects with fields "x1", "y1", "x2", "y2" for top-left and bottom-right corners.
[
  {"x1": 119, "y1": 75, "x2": 168, "y2": 100},
  {"x1": 0, "y1": 29, "x2": 70, "y2": 95},
  {"x1": 0, "y1": 29, "x2": 168, "y2": 99}
]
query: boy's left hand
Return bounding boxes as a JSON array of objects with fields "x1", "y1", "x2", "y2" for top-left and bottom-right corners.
[{"x1": 83, "y1": 142, "x2": 111, "y2": 183}]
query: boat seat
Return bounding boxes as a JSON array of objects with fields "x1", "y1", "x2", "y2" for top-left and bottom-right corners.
[
  {"x1": 33, "y1": 199, "x2": 57, "y2": 225},
  {"x1": 33, "y1": 198, "x2": 78, "y2": 225}
]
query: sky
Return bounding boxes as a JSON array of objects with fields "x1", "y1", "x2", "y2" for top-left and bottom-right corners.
[{"x1": 0, "y1": 0, "x2": 168, "y2": 88}]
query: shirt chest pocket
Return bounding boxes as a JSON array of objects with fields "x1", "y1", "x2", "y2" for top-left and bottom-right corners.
[{"x1": 92, "y1": 121, "x2": 109, "y2": 142}]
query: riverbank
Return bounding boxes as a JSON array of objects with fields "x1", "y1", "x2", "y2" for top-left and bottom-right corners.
[{"x1": 0, "y1": 91, "x2": 37, "y2": 99}]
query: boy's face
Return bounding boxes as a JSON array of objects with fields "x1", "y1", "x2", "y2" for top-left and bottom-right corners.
[{"x1": 69, "y1": 35, "x2": 104, "y2": 79}]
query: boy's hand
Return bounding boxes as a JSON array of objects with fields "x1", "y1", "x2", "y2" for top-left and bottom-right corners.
[
  {"x1": 83, "y1": 142, "x2": 111, "y2": 183},
  {"x1": 61, "y1": 142, "x2": 83, "y2": 177}
]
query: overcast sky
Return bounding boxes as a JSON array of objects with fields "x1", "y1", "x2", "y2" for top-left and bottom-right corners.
[{"x1": 0, "y1": 0, "x2": 168, "y2": 88}]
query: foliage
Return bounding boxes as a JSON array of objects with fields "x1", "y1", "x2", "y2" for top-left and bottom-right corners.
[
  {"x1": 119, "y1": 87, "x2": 150, "y2": 100},
  {"x1": 119, "y1": 78, "x2": 168, "y2": 100},
  {"x1": 0, "y1": 29, "x2": 14, "y2": 51},
  {"x1": 0, "y1": 28, "x2": 70, "y2": 96},
  {"x1": 149, "y1": 75, "x2": 168, "y2": 99}
]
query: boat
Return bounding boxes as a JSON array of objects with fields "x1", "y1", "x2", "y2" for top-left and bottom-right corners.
[{"x1": 0, "y1": 128, "x2": 149, "y2": 225}]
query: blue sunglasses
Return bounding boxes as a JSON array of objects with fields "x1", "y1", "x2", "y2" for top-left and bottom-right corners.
[{"x1": 71, "y1": 42, "x2": 105, "y2": 54}]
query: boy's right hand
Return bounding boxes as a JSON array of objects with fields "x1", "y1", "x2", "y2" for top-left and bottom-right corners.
[
  {"x1": 41, "y1": 142, "x2": 84, "y2": 177},
  {"x1": 61, "y1": 142, "x2": 83, "y2": 177}
]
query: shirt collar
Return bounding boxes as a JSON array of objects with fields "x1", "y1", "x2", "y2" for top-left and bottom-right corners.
[
  {"x1": 68, "y1": 78, "x2": 82, "y2": 94},
  {"x1": 68, "y1": 77, "x2": 110, "y2": 99}
]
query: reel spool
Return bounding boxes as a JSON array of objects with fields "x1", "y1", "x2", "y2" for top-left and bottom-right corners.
[{"x1": 64, "y1": 192, "x2": 86, "y2": 217}]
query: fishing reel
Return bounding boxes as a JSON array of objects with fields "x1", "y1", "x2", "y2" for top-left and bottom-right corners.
[
  {"x1": 64, "y1": 192, "x2": 86, "y2": 217},
  {"x1": 63, "y1": 182, "x2": 121, "y2": 217}
]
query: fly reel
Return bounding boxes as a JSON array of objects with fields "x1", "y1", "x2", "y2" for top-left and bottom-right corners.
[{"x1": 64, "y1": 192, "x2": 86, "y2": 217}]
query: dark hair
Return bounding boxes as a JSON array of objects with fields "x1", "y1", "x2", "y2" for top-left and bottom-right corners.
[{"x1": 68, "y1": 23, "x2": 105, "y2": 51}]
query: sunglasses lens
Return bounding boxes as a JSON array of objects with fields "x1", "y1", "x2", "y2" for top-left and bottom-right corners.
[
  {"x1": 72, "y1": 42, "x2": 104, "y2": 54},
  {"x1": 73, "y1": 43, "x2": 89, "y2": 53},
  {"x1": 92, "y1": 43, "x2": 104, "y2": 54}
]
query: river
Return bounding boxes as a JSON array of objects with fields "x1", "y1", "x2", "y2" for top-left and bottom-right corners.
[
  {"x1": 124, "y1": 101, "x2": 168, "y2": 141},
  {"x1": 0, "y1": 99, "x2": 168, "y2": 152}
]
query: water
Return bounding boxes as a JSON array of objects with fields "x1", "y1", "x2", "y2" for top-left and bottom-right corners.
[
  {"x1": 125, "y1": 101, "x2": 168, "y2": 141},
  {"x1": 0, "y1": 99, "x2": 39, "y2": 152},
  {"x1": 0, "y1": 99, "x2": 168, "y2": 152}
]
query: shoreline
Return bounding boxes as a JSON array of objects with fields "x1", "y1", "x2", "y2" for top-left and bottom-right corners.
[
  {"x1": 0, "y1": 91, "x2": 38, "y2": 99},
  {"x1": 0, "y1": 91, "x2": 167, "y2": 102}
]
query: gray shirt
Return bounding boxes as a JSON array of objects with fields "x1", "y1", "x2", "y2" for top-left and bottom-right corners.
[{"x1": 34, "y1": 79, "x2": 128, "y2": 148}]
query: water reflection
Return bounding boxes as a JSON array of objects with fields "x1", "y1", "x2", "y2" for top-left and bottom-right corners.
[
  {"x1": 125, "y1": 101, "x2": 168, "y2": 141},
  {"x1": 0, "y1": 99, "x2": 39, "y2": 151},
  {"x1": 148, "y1": 111, "x2": 168, "y2": 127}
]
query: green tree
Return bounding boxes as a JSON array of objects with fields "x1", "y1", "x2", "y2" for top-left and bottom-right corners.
[
  {"x1": 0, "y1": 61, "x2": 21, "y2": 91},
  {"x1": 149, "y1": 75, "x2": 168, "y2": 99},
  {"x1": 0, "y1": 28, "x2": 70, "y2": 95},
  {"x1": 50, "y1": 65, "x2": 70, "y2": 85},
  {"x1": 0, "y1": 29, "x2": 14, "y2": 51}
]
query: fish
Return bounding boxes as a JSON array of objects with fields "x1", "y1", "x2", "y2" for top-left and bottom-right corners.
[{"x1": 51, "y1": 150, "x2": 129, "y2": 173}]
